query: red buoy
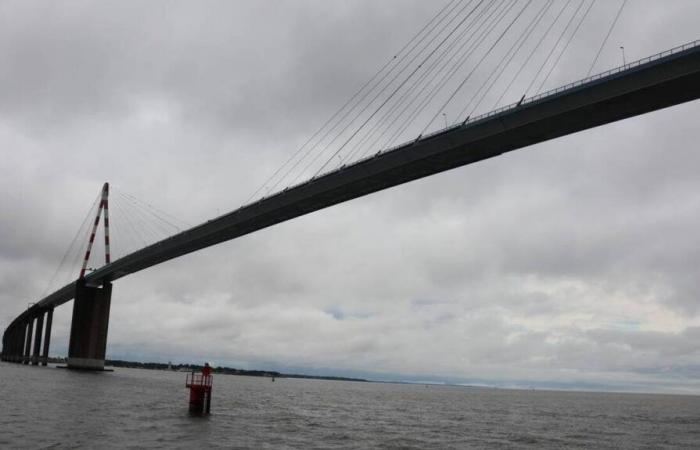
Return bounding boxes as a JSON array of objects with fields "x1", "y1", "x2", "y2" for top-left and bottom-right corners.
[{"x1": 186, "y1": 363, "x2": 213, "y2": 414}]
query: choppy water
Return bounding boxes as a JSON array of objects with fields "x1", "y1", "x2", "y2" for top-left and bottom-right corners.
[{"x1": 1, "y1": 362, "x2": 699, "y2": 449}]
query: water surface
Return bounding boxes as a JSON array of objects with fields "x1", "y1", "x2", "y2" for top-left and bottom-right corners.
[{"x1": 1, "y1": 362, "x2": 698, "y2": 448}]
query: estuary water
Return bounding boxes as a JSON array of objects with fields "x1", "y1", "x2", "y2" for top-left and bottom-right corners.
[{"x1": 1, "y1": 362, "x2": 698, "y2": 449}]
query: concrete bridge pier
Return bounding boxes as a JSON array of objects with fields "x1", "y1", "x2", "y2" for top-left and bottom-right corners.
[
  {"x1": 0, "y1": 329, "x2": 7, "y2": 361},
  {"x1": 12, "y1": 326, "x2": 21, "y2": 362},
  {"x1": 67, "y1": 281, "x2": 112, "y2": 370},
  {"x1": 31, "y1": 313, "x2": 44, "y2": 365},
  {"x1": 23, "y1": 318, "x2": 34, "y2": 364},
  {"x1": 1, "y1": 308, "x2": 54, "y2": 365},
  {"x1": 4, "y1": 326, "x2": 16, "y2": 362},
  {"x1": 0, "y1": 329, "x2": 6, "y2": 361},
  {"x1": 19, "y1": 324, "x2": 27, "y2": 363},
  {"x1": 4, "y1": 326, "x2": 18, "y2": 362},
  {"x1": 18, "y1": 325, "x2": 26, "y2": 363},
  {"x1": 41, "y1": 307, "x2": 53, "y2": 366}
]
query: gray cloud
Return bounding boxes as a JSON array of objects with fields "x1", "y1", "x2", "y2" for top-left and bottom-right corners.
[{"x1": 2, "y1": 0, "x2": 700, "y2": 393}]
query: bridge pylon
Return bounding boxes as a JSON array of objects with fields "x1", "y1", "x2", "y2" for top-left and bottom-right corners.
[
  {"x1": 66, "y1": 182, "x2": 113, "y2": 370},
  {"x1": 0, "y1": 183, "x2": 113, "y2": 369}
]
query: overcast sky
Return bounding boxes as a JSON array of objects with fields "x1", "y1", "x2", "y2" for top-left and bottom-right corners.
[{"x1": 2, "y1": 0, "x2": 700, "y2": 394}]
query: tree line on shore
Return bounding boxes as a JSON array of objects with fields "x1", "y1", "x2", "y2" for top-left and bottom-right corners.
[{"x1": 104, "y1": 359, "x2": 367, "y2": 382}]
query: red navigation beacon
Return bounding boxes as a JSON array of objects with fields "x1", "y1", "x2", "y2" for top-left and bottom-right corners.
[{"x1": 186, "y1": 363, "x2": 213, "y2": 414}]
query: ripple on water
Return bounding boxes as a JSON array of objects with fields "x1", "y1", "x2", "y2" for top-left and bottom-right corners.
[{"x1": 1, "y1": 363, "x2": 700, "y2": 449}]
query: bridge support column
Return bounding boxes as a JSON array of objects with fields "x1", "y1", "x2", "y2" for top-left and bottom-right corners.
[
  {"x1": 14, "y1": 325, "x2": 24, "y2": 363},
  {"x1": 41, "y1": 307, "x2": 54, "y2": 366},
  {"x1": 23, "y1": 318, "x2": 34, "y2": 364},
  {"x1": 16, "y1": 326, "x2": 24, "y2": 363},
  {"x1": 15, "y1": 326, "x2": 23, "y2": 363},
  {"x1": 7, "y1": 328, "x2": 14, "y2": 362},
  {"x1": 9, "y1": 328, "x2": 17, "y2": 362},
  {"x1": 6, "y1": 329, "x2": 12, "y2": 362},
  {"x1": 6, "y1": 327, "x2": 15, "y2": 362},
  {"x1": 1, "y1": 330, "x2": 6, "y2": 361},
  {"x1": 4, "y1": 329, "x2": 11, "y2": 362},
  {"x1": 68, "y1": 281, "x2": 112, "y2": 370},
  {"x1": 9, "y1": 327, "x2": 17, "y2": 362},
  {"x1": 31, "y1": 312, "x2": 44, "y2": 365},
  {"x1": 1, "y1": 327, "x2": 7, "y2": 361}
]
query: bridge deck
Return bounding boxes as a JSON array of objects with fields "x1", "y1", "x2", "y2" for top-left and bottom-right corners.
[{"x1": 11, "y1": 40, "x2": 700, "y2": 328}]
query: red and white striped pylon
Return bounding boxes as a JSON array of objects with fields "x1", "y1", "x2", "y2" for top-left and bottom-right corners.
[{"x1": 79, "y1": 182, "x2": 111, "y2": 279}]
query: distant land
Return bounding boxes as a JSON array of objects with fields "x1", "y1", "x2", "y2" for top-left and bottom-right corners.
[
  {"x1": 28, "y1": 358, "x2": 695, "y2": 395},
  {"x1": 103, "y1": 359, "x2": 368, "y2": 383}
]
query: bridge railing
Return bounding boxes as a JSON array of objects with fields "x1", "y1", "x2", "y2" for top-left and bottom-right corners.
[
  {"x1": 368, "y1": 39, "x2": 700, "y2": 161},
  {"x1": 254, "y1": 40, "x2": 700, "y2": 206},
  {"x1": 519, "y1": 39, "x2": 700, "y2": 109},
  {"x1": 417, "y1": 39, "x2": 700, "y2": 144}
]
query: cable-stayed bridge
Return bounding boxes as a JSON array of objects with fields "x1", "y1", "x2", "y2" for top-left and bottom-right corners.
[{"x1": 2, "y1": 2, "x2": 700, "y2": 370}]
